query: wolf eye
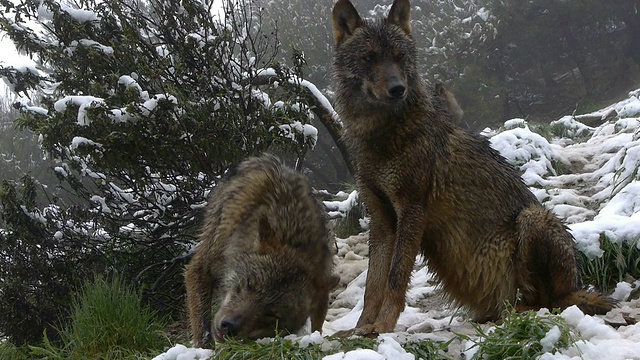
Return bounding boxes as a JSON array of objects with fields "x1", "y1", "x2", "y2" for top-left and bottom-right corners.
[
  {"x1": 246, "y1": 278, "x2": 252, "y2": 291},
  {"x1": 395, "y1": 51, "x2": 406, "y2": 60},
  {"x1": 264, "y1": 311, "x2": 280, "y2": 321},
  {"x1": 361, "y1": 53, "x2": 375, "y2": 63}
]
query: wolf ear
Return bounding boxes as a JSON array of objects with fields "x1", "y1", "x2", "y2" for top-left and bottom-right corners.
[
  {"x1": 332, "y1": 0, "x2": 364, "y2": 45},
  {"x1": 387, "y1": 0, "x2": 411, "y2": 35},
  {"x1": 257, "y1": 215, "x2": 279, "y2": 250}
]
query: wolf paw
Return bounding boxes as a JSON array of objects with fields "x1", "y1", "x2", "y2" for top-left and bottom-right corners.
[
  {"x1": 332, "y1": 328, "x2": 357, "y2": 338},
  {"x1": 332, "y1": 325, "x2": 381, "y2": 338}
]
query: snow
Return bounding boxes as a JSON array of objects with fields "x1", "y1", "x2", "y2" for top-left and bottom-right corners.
[
  {"x1": 324, "y1": 336, "x2": 415, "y2": 360},
  {"x1": 256, "y1": 67, "x2": 342, "y2": 127},
  {"x1": 60, "y1": 4, "x2": 99, "y2": 23},
  {"x1": 70, "y1": 136, "x2": 101, "y2": 150},
  {"x1": 35, "y1": 2, "x2": 98, "y2": 25},
  {"x1": 13, "y1": 100, "x2": 48, "y2": 116},
  {"x1": 153, "y1": 89, "x2": 640, "y2": 359},
  {"x1": 277, "y1": 121, "x2": 319, "y2": 146},
  {"x1": 551, "y1": 115, "x2": 593, "y2": 137},
  {"x1": 324, "y1": 190, "x2": 359, "y2": 218},
  {"x1": 296, "y1": 77, "x2": 342, "y2": 127},
  {"x1": 476, "y1": 7, "x2": 490, "y2": 22},
  {"x1": 546, "y1": 306, "x2": 640, "y2": 360},
  {"x1": 141, "y1": 94, "x2": 178, "y2": 116},
  {"x1": 540, "y1": 325, "x2": 562, "y2": 352},
  {"x1": 611, "y1": 281, "x2": 636, "y2": 302},
  {"x1": 489, "y1": 123, "x2": 557, "y2": 186},
  {"x1": 54, "y1": 95, "x2": 105, "y2": 126},
  {"x1": 53, "y1": 166, "x2": 68, "y2": 177},
  {"x1": 151, "y1": 344, "x2": 212, "y2": 360},
  {"x1": 0, "y1": 60, "x2": 40, "y2": 93},
  {"x1": 64, "y1": 39, "x2": 114, "y2": 56}
]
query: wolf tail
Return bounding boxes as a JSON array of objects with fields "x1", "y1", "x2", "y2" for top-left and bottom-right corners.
[{"x1": 552, "y1": 289, "x2": 615, "y2": 315}]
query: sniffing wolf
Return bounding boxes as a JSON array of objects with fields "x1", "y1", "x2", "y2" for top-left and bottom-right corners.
[
  {"x1": 332, "y1": 0, "x2": 613, "y2": 336},
  {"x1": 184, "y1": 154, "x2": 338, "y2": 347}
]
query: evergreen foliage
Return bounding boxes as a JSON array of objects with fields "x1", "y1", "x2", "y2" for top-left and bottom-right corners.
[{"x1": 0, "y1": 0, "x2": 316, "y2": 344}]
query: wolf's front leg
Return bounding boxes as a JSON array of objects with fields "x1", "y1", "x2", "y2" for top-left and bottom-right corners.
[
  {"x1": 357, "y1": 187, "x2": 399, "y2": 328},
  {"x1": 333, "y1": 187, "x2": 396, "y2": 338},
  {"x1": 185, "y1": 256, "x2": 215, "y2": 348},
  {"x1": 369, "y1": 204, "x2": 425, "y2": 334}
]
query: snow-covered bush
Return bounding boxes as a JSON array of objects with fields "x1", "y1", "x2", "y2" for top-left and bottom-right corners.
[
  {"x1": 489, "y1": 119, "x2": 559, "y2": 186},
  {"x1": 322, "y1": 189, "x2": 368, "y2": 238},
  {"x1": 0, "y1": 0, "x2": 320, "y2": 343}
]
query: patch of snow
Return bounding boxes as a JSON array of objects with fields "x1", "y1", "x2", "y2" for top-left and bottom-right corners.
[
  {"x1": 54, "y1": 95, "x2": 105, "y2": 126},
  {"x1": 60, "y1": 4, "x2": 99, "y2": 23}
]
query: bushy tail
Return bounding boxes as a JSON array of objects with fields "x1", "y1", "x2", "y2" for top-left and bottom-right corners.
[{"x1": 553, "y1": 289, "x2": 615, "y2": 315}]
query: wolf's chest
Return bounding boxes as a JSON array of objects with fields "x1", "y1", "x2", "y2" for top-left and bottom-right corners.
[{"x1": 355, "y1": 151, "x2": 406, "y2": 194}]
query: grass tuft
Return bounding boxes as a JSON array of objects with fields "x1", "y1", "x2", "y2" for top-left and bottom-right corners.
[
  {"x1": 460, "y1": 309, "x2": 577, "y2": 360},
  {"x1": 30, "y1": 275, "x2": 170, "y2": 359},
  {"x1": 0, "y1": 342, "x2": 29, "y2": 360},
  {"x1": 580, "y1": 234, "x2": 640, "y2": 293}
]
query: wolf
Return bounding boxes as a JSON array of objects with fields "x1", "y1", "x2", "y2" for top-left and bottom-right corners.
[
  {"x1": 184, "y1": 154, "x2": 339, "y2": 347},
  {"x1": 433, "y1": 82, "x2": 464, "y2": 123},
  {"x1": 331, "y1": 0, "x2": 613, "y2": 336}
]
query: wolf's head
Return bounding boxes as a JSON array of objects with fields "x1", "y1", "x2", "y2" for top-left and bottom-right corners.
[
  {"x1": 332, "y1": 0, "x2": 419, "y2": 107},
  {"x1": 212, "y1": 214, "x2": 338, "y2": 342},
  {"x1": 213, "y1": 252, "x2": 315, "y2": 341}
]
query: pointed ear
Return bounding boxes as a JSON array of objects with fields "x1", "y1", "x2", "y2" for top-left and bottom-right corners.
[
  {"x1": 314, "y1": 274, "x2": 341, "y2": 293},
  {"x1": 258, "y1": 216, "x2": 279, "y2": 249},
  {"x1": 328, "y1": 274, "x2": 340, "y2": 290},
  {"x1": 386, "y1": 0, "x2": 411, "y2": 35},
  {"x1": 332, "y1": 0, "x2": 364, "y2": 45},
  {"x1": 434, "y1": 82, "x2": 445, "y2": 97}
]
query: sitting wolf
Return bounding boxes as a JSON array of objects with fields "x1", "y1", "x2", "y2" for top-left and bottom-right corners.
[
  {"x1": 184, "y1": 154, "x2": 338, "y2": 347},
  {"x1": 331, "y1": 0, "x2": 613, "y2": 336}
]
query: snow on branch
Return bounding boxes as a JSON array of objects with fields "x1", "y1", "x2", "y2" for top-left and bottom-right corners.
[{"x1": 254, "y1": 68, "x2": 341, "y2": 127}]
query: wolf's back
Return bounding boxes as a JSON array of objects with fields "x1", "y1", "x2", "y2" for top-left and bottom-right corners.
[{"x1": 200, "y1": 154, "x2": 327, "y2": 251}]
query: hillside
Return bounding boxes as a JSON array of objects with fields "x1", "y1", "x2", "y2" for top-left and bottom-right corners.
[{"x1": 156, "y1": 89, "x2": 640, "y2": 359}]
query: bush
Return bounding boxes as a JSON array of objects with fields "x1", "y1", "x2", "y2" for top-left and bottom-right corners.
[
  {"x1": 323, "y1": 187, "x2": 367, "y2": 238},
  {"x1": 0, "y1": 176, "x2": 87, "y2": 345},
  {"x1": 0, "y1": 0, "x2": 320, "y2": 342}
]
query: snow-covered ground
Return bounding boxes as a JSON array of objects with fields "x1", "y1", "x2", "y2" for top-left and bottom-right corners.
[{"x1": 155, "y1": 89, "x2": 640, "y2": 359}]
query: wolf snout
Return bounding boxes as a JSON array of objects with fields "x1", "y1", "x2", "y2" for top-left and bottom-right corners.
[
  {"x1": 387, "y1": 77, "x2": 406, "y2": 99},
  {"x1": 388, "y1": 83, "x2": 406, "y2": 99},
  {"x1": 218, "y1": 315, "x2": 242, "y2": 337}
]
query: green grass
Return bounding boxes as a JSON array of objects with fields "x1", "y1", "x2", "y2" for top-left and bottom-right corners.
[
  {"x1": 580, "y1": 234, "x2": 640, "y2": 293},
  {"x1": 402, "y1": 339, "x2": 456, "y2": 360},
  {"x1": 0, "y1": 342, "x2": 29, "y2": 360},
  {"x1": 209, "y1": 335, "x2": 452, "y2": 359},
  {"x1": 459, "y1": 309, "x2": 577, "y2": 360},
  {"x1": 212, "y1": 336, "x2": 324, "y2": 359},
  {"x1": 30, "y1": 275, "x2": 171, "y2": 359},
  {"x1": 609, "y1": 162, "x2": 639, "y2": 199},
  {"x1": 7, "y1": 233, "x2": 635, "y2": 360},
  {"x1": 530, "y1": 122, "x2": 560, "y2": 140}
]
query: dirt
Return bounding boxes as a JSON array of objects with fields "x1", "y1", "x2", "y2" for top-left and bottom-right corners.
[{"x1": 328, "y1": 232, "x2": 640, "y2": 359}]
